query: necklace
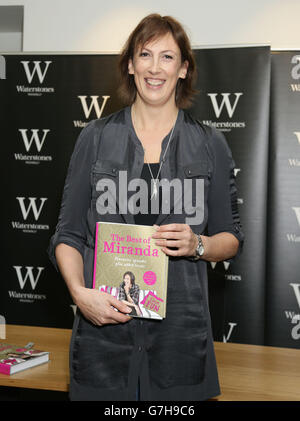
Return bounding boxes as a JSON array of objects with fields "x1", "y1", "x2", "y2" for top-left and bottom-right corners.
[
  {"x1": 143, "y1": 115, "x2": 178, "y2": 200},
  {"x1": 131, "y1": 108, "x2": 178, "y2": 200}
]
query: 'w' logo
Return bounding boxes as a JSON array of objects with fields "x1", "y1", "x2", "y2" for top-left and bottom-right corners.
[
  {"x1": 223, "y1": 322, "x2": 237, "y2": 343},
  {"x1": 292, "y1": 207, "x2": 300, "y2": 228},
  {"x1": 210, "y1": 261, "x2": 230, "y2": 270},
  {"x1": 16, "y1": 197, "x2": 47, "y2": 221},
  {"x1": 290, "y1": 283, "x2": 300, "y2": 309},
  {"x1": 208, "y1": 93, "x2": 243, "y2": 118},
  {"x1": 294, "y1": 132, "x2": 300, "y2": 146},
  {"x1": 13, "y1": 266, "x2": 44, "y2": 290},
  {"x1": 19, "y1": 129, "x2": 50, "y2": 152},
  {"x1": 291, "y1": 55, "x2": 300, "y2": 80},
  {"x1": 78, "y1": 95, "x2": 110, "y2": 119},
  {"x1": 21, "y1": 61, "x2": 52, "y2": 84}
]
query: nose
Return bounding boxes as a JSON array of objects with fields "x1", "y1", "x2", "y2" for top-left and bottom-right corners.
[{"x1": 148, "y1": 56, "x2": 161, "y2": 74}]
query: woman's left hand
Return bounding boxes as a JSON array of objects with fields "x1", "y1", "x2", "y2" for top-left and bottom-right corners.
[{"x1": 152, "y1": 224, "x2": 198, "y2": 257}]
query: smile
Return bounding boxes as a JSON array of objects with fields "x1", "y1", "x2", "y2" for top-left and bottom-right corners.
[{"x1": 145, "y1": 78, "x2": 165, "y2": 87}]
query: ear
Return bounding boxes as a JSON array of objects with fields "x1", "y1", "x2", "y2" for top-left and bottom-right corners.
[
  {"x1": 179, "y1": 60, "x2": 189, "y2": 79},
  {"x1": 128, "y1": 58, "x2": 134, "y2": 75}
]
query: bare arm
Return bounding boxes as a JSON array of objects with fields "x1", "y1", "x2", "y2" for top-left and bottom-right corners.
[
  {"x1": 55, "y1": 243, "x2": 132, "y2": 325},
  {"x1": 152, "y1": 224, "x2": 239, "y2": 262},
  {"x1": 196, "y1": 231, "x2": 239, "y2": 262}
]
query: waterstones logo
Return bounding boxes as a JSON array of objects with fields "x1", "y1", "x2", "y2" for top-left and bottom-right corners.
[
  {"x1": 288, "y1": 133, "x2": 300, "y2": 167},
  {"x1": 73, "y1": 95, "x2": 110, "y2": 128},
  {"x1": 210, "y1": 260, "x2": 242, "y2": 280},
  {"x1": 293, "y1": 132, "x2": 300, "y2": 146},
  {"x1": 234, "y1": 168, "x2": 244, "y2": 205},
  {"x1": 70, "y1": 304, "x2": 77, "y2": 316},
  {"x1": 286, "y1": 207, "x2": 300, "y2": 242},
  {"x1": 291, "y1": 55, "x2": 300, "y2": 91},
  {"x1": 15, "y1": 129, "x2": 52, "y2": 165},
  {"x1": 8, "y1": 266, "x2": 46, "y2": 303},
  {"x1": 284, "y1": 283, "x2": 300, "y2": 340},
  {"x1": 16, "y1": 61, "x2": 54, "y2": 96},
  {"x1": 288, "y1": 157, "x2": 300, "y2": 167},
  {"x1": 225, "y1": 273, "x2": 242, "y2": 281},
  {"x1": 12, "y1": 197, "x2": 49, "y2": 233},
  {"x1": 210, "y1": 261, "x2": 231, "y2": 270},
  {"x1": 223, "y1": 322, "x2": 237, "y2": 343},
  {"x1": 202, "y1": 93, "x2": 246, "y2": 132}
]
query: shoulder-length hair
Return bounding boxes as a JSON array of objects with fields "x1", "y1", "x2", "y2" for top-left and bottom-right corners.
[
  {"x1": 122, "y1": 271, "x2": 135, "y2": 287},
  {"x1": 117, "y1": 13, "x2": 197, "y2": 109}
]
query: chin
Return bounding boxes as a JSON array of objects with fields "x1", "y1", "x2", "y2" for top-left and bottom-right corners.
[{"x1": 139, "y1": 93, "x2": 175, "y2": 107}]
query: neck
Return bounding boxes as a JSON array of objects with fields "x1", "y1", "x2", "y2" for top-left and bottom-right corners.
[{"x1": 131, "y1": 99, "x2": 179, "y2": 131}]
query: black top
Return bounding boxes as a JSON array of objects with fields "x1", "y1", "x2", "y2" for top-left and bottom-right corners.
[
  {"x1": 48, "y1": 106, "x2": 244, "y2": 401},
  {"x1": 134, "y1": 163, "x2": 161, "y2": 227}
]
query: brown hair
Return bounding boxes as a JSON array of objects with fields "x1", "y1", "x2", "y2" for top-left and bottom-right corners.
[
  {"x1": 122, "y1": 271, "x2": 135, "y2": 287},
  {"x1": 117, "y1": 13, "x2": 197, "y2": 109}
]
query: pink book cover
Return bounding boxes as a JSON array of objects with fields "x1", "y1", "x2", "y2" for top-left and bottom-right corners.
[
  {"x1": 92, "y1": 222, "x2": 169, "y2": 319},
  {"x1": 0, "y1": 343, "x2": 49, "y2": 375}
]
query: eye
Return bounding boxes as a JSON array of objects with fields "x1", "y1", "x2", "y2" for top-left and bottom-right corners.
[
  {"x1": 139, "y1": 51, "x2": 150, "y2": 57},
  {"x1": 163, "y1": 54, "x2": 173, "y2": 60}
]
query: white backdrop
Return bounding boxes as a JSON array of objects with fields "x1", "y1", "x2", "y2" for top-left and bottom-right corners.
[{"x1": 0, "y1": 0, "x2": 300, "y2": 52}]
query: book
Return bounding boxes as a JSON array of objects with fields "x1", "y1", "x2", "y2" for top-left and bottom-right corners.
[
  {"x1": 93, "y1": 222, "x2": 169, "y2": 319},
  {"x1": 0, "y1": 342, "x2": 49, "y2": 375}
]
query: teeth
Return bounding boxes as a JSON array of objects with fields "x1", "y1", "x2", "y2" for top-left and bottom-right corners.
[{"x1": 146, "y1": 79, "x2": 164, "y2": 86}]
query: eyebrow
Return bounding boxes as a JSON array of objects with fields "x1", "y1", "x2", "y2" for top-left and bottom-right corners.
[{"x1": 141, "y1": 47, "x2": 178, "y2": 56}]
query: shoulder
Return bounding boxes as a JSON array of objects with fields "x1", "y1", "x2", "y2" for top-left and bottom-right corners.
[
  {"x1": 182, "y1": 110, "x2": 232, "y2": 160},
  {"x1": 74, "y1": 108, "x2": 128, "y2": 154},
  {"x1": 94, "y1": 107, "x2": 127, "y2": 131},
  {"x1": 79, "y1": 107, "x2": 127, "y2": 135}
]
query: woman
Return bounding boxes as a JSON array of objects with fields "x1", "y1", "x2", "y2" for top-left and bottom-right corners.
[
  {"x1": 118, "y1": 272, "x2": 141, "y2": 317},
  {"x1": 48, "y1": 14, "x2": 243, "y2": 401}
]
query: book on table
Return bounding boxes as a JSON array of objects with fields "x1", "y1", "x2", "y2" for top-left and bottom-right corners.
[
  {"x1": 0, "y1": 342, "x2": 49, "y2": 375},
  {"x1": 93, "y1": 222, "x2": 169, "y2": 320}
]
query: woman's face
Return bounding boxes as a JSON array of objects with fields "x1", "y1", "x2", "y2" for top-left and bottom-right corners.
[
  {"x1": 124, "y1": 274, "x2": 131, "y2": 287},
  {"x1": 128, "y1": 32, "x2": 188, "y2": 108}
]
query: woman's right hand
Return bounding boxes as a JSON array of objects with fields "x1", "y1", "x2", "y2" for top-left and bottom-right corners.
[
  {"x1": 55, "y1": 245, "x2": 132, "y2": 326},
  {"x1": 73, "y1": 286, "x2": 133, "y2": 326}
]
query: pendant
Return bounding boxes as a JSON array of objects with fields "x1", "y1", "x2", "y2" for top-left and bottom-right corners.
[{"x1": 151, "y1": 181, "x2": 158, "y2": 200}]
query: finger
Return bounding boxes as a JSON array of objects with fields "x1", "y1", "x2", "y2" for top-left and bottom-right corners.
[
  {"x1": 155, "y1": 239, "x2": 182, "y2": 248},
  {"x1": 108, "y1": 295, "x2": 132, "y2": 313},
  {"x1": 96, "y1": 306, "x2": 132, "y2": 325},
  {"x1": 153, "y1": 230, "x2": 185, "y2": 240},
  {"x1": 161, "y1": 247, "x2": 185, "y2": 257},
  {"x1": 107, "y1": 309, "x2": 132, "y2": 324},
  {"x1": 155, "y1": 223, "x2": 185, "y2": 232}
]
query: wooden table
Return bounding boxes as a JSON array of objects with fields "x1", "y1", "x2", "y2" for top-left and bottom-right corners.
[
  {"x1": 1, "y1": 325, "x2": 300, "y2": 400},
  {"x1": 214, "y1": 341, "x2": 300, "y2": 401},
  {"x1": 0, "y1": 324, "x2": 71, "y2": 392}
]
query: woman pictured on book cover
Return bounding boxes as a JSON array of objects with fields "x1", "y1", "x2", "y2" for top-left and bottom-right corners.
[
  {"x1": 118, "y1": 271, "x2": 142, "y2": 317},
  {"x1": 48, "y1": 13, "x2": 244, "y2": 401}
]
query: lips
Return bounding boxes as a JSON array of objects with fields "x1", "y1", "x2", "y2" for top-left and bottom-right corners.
[{"x1": 145, "y1": 78, "x2": 165, "y2": 87}]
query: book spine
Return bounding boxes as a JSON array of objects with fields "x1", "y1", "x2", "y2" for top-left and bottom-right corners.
[
  {"x1": 0, "y1": 362, "x2": 11, "y2": 375},
  {"x1": 92, "y1": 222, "x2": 99, "y2": 289}
]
